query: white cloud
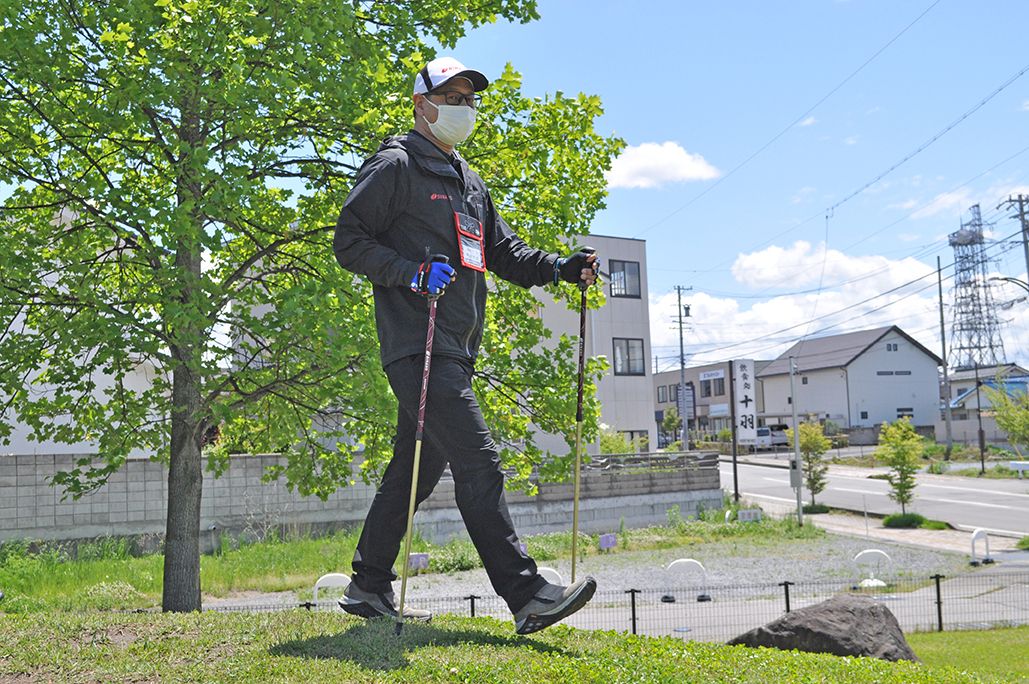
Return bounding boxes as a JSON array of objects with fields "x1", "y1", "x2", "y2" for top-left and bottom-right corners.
[
  {"x1": 606, "y1": 141, "x2": 720, "y2": 189},
  {"x1": 843, "y1": 136, "x2": 858, "y2": 146},
  {"x1": 897, "y1": 233, "x2": 921, "y2": 242},
  {"x1": 730, "y1": 240, "x2": 934, "y2": 290},
  {"x1": 890, "y1": 199, "x2": 919, "y2": 211},
  {"x1": 799, "y1": 116, "x2": 817, "y2": 127},
  {"x1": 1022, "y1": 99, "x2": 1029, "y2": 112},
  {"x1": 911, "y1": 189, "x2": 976, "y2": 220},
  {"x1": 790, "y1": 186, "x2": 816, "y2": 205}
]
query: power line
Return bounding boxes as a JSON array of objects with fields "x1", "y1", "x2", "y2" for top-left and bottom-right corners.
[
  {"x1": 631, "y1": 0, "x2": 943, "y2": 239},
  {"x1": 825, "y1": 62, "x2": 1029, "y2": 215},
  {"x1": 656, "y1": 224, "x2": 1025, "y2": 363}
]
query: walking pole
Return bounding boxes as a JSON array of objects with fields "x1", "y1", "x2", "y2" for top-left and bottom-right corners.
[
  {"x1": 571, "y1": 248, "x2": 596, "y2": 584},
  {"x1": 395, "y1": 255, "x2": 448, "y2": 637}
]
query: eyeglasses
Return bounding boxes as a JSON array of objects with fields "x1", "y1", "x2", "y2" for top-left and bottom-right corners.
[{"x1": 429, "y1": 90, "x2": 482, "y2": 108}]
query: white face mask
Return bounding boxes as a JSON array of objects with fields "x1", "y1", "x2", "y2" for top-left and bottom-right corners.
[{"x1": 424, "y1": 98, "x2": 476, "y2": 146}]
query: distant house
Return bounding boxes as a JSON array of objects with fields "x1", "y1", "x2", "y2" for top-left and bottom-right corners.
[
  {"x1": 758, "y1": 326, "x2": 942, "y2": 433},
  {"x1": 940, "y1": 364, "x2": 1029, "y2": 445}
]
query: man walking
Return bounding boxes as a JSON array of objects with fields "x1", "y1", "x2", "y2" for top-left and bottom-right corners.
[{"x1": 333, "y1": 57, "x2": 599, "y2": 634}]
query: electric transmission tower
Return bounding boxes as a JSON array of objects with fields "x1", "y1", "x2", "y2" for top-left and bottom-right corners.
[{"x1": 947, "y1": 204, "x2": 1006, "y2": 371}]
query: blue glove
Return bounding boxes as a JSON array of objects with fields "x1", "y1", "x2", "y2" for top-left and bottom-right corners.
[{"x1": 410, "y1": 255, "x2": 455, "y2": 296}]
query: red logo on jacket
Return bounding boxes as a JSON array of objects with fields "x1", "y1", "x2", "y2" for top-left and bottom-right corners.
[{"x1": 430, "y1": 193, "x2": 450, "y2": 201}]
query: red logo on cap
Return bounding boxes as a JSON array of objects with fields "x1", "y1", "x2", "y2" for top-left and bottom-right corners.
[{"x1": 440, "y1": 66, "x2": 457, "y2": 73}]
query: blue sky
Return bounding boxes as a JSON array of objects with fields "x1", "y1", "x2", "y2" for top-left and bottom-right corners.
[{"x1": 450, "y1": 0, "x2": 1029, "y2": 370}]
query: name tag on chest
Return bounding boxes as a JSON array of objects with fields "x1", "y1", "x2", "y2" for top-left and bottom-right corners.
[{"x1": 454, "y1": 211, "x2": 486, "y2": 272}]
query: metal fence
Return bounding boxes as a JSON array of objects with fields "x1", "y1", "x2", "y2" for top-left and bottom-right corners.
[{"x1": 206, "y1": 571, "x2": 1029, "y2": 640}]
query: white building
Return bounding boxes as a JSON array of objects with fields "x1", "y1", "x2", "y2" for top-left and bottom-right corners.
[
  {"x1": 758, "y1": 326, "x2": 942, "y2": 432},
  {"x1": 534, "y1": 234, "x2": 655, "y2": 454}
]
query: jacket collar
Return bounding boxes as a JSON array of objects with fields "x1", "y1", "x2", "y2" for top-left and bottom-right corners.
[{"x1": 398, "y1": 130, "x2": 467, "y2": 182}]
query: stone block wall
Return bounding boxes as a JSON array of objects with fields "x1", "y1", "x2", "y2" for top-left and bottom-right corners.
[{"x1": 0, "y1": 453, "x2": 722, "y2": 548}]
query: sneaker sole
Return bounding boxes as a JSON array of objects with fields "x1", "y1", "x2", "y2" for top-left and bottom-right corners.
[
  {"x1": 338, "y1": 598, "x2": 432, "y2": 622},
  {"x1": 516, "y1": 578, "x2": 597, "y2": 635}
]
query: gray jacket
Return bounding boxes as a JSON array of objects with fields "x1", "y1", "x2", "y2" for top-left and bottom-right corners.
[{"x1": 334, "y1": 131, "x2": 560, "y2": 367}]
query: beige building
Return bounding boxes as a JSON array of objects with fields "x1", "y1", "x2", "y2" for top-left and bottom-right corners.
[{"x1": 535, "y1": 234, "x2": 654, "y2": 454}]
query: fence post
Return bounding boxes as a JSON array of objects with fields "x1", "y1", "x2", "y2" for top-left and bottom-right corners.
[
  {"x1": 626, "y1": 589, "x2": 640, "y2": 635},
  {"x1": 464, "y1": 594, "x2": 481, "y2": 617},
  {"x1": 930, "y1": 574, "x2": 945, "y2": 632},
  {"x1": 779, "y1": 581, "x2": 793, "y2": 613},
  {"x1": 300, "y1": 601, "x2": 314, "y2": 611}
]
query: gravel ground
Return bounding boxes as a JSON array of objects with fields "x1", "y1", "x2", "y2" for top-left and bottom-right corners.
[{"x1": 401, "y1": 532, "x2": 972, "y2": 601}]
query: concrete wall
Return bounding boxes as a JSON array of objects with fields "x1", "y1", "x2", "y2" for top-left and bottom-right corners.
[
  {"x1": 0, "y1": 453, "x2": 722, "y2": 547},
  {"x1": 761, "y1": 367, "x2": 849, "y2": 428}
]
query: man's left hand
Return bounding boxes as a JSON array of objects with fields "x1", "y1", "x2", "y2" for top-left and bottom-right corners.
[{"x1": 558, "y1": 249, "x2": 599, "y2": 287}]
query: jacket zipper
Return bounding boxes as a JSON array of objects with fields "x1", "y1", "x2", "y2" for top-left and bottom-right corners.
[{"x1": 463, "y1": 274, "x2": 478, "y2": 357}]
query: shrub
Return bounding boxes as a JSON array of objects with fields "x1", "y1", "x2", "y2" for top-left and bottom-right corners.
[
  {"x1": 883, "y1": 513, "x2": 926, "y2": 528},
  {"x1": 926, "y1": 460, "x2": 948, "y2": 475},
  {"x1": 1017, "y1": 536, "x2": 1029, "y2": 551},
  {"x1": 920, "y1": 519, "x2": 948, "y2": 530},
  {"x1": 876, "y1": 418, "x2": 923, "y2": 515},
  {"x1": 802, "y1": 503, "x2": 830, "y2": 514}
]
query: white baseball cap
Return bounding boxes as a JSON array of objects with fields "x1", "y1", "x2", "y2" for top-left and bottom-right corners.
[{"x1": 413, "y1": 57, "x2": 489, "y2": 95}]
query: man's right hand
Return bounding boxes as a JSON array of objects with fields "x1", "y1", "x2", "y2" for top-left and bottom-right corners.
[{"x1": 410, "y1": 255, "x2": 456, "y2": 296}]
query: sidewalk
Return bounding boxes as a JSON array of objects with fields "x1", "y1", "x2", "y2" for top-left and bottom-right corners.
[{"x1": 748, "y1": 497, "x2": 1025, "y2": 563}]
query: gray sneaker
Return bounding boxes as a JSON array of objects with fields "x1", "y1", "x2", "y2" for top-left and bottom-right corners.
[
  {"x1": 513, "y1": 577, "x2": 597, "y2": 635},
  {"x1": 338, "y1": 581, "x2": 432, "y2": 622}
]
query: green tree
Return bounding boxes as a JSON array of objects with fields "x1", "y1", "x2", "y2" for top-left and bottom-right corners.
[
  {"x1": 661, "y1": 407, "x2": 682, "y2": 442},
  {"x1": 875, "y1": 418, "x2": 923, "y2": 515},
  {"x1": 0, "y1": 1, "x2": 620, "y2": 611},
  {"x1": 786, "y1": 422, "x2": 831, "y2": 505},
  {"x1": 984, "y1": 384, "x2": 1029, "y2": 457}
]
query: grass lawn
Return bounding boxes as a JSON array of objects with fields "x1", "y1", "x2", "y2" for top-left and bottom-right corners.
[
  {"x1": 0, "y1": 512, "x2": 822, "y2": 613},
  {"x1": 0, "y1": 611, "x2": 991, "y2": 683},
  {"x1": 908, "y1": 626, "x2": 1029, "y2": 683}
]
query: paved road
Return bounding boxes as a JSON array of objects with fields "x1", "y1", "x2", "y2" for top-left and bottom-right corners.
[{"x1": 719, "y1": 459, "x2": 1029, "y2": 537}]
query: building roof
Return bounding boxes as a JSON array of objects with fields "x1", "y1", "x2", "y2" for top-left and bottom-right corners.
[
  {"x1": 948, "y1": 363, "x2": 1029, "y2": 383},
  {"x1": 758, "y1": 325, "x2": 942, "y2": 377}
]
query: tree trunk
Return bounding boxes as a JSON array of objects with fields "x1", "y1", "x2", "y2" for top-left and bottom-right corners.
[
  {"x1": 162, "y1": 360, "x2": 203, "y2": 612},
  {"x1": 162, "y1": 91, "x2": 205, "y2": 612}
]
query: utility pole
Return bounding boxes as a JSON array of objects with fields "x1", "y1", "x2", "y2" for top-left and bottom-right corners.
[
  {"x1": 788, "y1": 356, "x2": 804, "y2": 526},
  {"x1": 675, "y1": 286, "x2": 692, "y2": 448},
  {"x1": 974, "y1": 361, "x2": 986, "y2": 475},
  {"x1": 937, "y1": 256, "x2": 953, "y2": 459},
  {"x1": 999, "y1": 194, "x2": 1029, "y2": 278}
]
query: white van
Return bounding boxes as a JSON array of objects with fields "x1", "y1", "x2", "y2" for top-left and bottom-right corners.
[{"x1": 752, "y1": 425, "x2": 789, "y2": 450}]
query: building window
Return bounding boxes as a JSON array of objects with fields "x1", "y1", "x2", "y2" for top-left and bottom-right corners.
[
  {"x1": 897, "y1": 407, "x2": 914, "y2": 419},
  {"x1": 713, "y1": 377, "x2": 725, "y2": 396},
  {"x1": 671, "y1": 384, "x2": 679, "y2": 402},
  {"x1": 860, "y1": 411, "x2": 868, "y2": 420},
  {"x1": 658, "y1": 385, "x2": 667, "y2": 403},
  {"x1": 787, "y1": 396, "x2": 792, "y2": 404},
  {"x1": 609, "y1": 260, "x2": 641, "y2": 298},
  {"x1": 876, "y1": 371, "x2": 894, "y2": 376},
  {"x1": 612, "y1": 338, "x2": 645, "y2": 376},
  {"x1": 621, "y1": 430, "x2": 649, "y2": 452},
  {"x1": 801, "y1": 376, "x2": 808, "y2": 385},
  {"x1": 886, "y1": 342, "x2": 898, "y2": 351},
  {"x1": 895, "y1": 370, "x2": 911, "y2": 375},
  {"x1": 700, "y1": 379, "x2": 712, "y2": 397}
]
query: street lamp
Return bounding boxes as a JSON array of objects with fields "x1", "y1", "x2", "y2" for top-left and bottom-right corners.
[{"x1": 989, "y1": 276, "x2": 1029, "y2": 294}]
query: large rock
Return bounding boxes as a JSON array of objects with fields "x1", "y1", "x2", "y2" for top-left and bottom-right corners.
[{"x1": 727, "y1": 593, "x2": 919, "y2": 662}]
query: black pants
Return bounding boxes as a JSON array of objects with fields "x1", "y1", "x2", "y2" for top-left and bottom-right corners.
[{"x1": 351, "y1": 354, "x2": 546, "y2": 612}]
